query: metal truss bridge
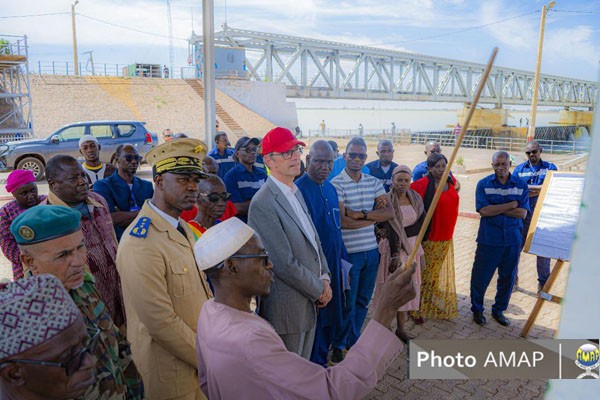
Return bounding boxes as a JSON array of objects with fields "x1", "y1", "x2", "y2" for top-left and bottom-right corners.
[{"x1": 191, "y1": 26, "x2": 597, "y2": 108}]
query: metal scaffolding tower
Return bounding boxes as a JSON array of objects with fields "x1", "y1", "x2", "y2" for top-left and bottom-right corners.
[
  {"x1": 190, "y1": 25, "x2": 598, "y2": 108},
  {"x1": 0, "y1": 35, "x2": 33, "y2": 139}
]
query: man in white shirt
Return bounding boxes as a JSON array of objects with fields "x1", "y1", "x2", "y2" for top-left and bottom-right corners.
[
  {"x1": 248, "y1": 127, "x2": 332, "y2": 359},
  {"x1": 79, "y1": 135, "x2": 115, "y2": 187}
]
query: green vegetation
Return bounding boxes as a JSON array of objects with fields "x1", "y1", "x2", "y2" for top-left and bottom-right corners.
[{"x1": 0, "y1": 39, "x2": 11, "y2": 55}]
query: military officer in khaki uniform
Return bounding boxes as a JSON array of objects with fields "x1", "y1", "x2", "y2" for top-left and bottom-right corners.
[{"x1": 117, "y1": 138, "x2": 212, "y2": 400}]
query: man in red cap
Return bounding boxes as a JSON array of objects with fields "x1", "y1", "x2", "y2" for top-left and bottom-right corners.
[
  {"x1": 248, "y1": 127, "x2": 332, "y2": 359},
  {"x1": 0, "y1": 169, "x2": 47, "y2": 280}
]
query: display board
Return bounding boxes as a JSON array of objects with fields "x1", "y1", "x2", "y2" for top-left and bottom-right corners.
[{"x1": 524, "y1": 171, "x2": 585, "y2": 261}]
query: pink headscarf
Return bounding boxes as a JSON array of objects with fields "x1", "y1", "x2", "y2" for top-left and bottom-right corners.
[{"x1": 5, "y1": 169, "x2": 36, "y2": 193}]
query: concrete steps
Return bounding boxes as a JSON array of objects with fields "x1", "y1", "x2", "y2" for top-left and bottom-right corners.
[{"x1": 184, "y1": 79, "x2": 244, "y2": 134}]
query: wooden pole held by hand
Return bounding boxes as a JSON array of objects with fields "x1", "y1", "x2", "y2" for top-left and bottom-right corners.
[{"x1": 401, "y1": 47, "x2": 499, "y2": 271}]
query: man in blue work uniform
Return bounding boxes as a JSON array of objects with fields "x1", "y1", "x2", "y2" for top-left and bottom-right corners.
[
  {"x1": 208, "y1": 132, "x2": 236, "y2": 179},
  {"x1": 471, "y1": 151, "x2": 529, "y2": 327},
  {"x1": 94, "y1": 144, "x2": 154, "y2": 241},
  {"x1": 366, "y1": 140, "x2": 398, "y2": 192},
  {"x1": 296, "y1": 140, "x2": 347, "y2": 367},
  {"x1": 412, "y1": 141, "x2": 441, "y2": 181},
  {"x1": 512, "y1": 141, "x2": 557, "y2": 291},
  {"x1": 224, "y1": 136, "x2": 267, "y2": 223}
]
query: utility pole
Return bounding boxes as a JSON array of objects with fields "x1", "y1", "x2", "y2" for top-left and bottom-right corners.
[
  {"x1": 528, "y1": 1, "x2": 555, "y2": 142},
  {"x1": 167, "y1": 0, "x2": 174, "y2": 79},
  {"x1": 83, "y1": 51, "x2": 95, "y2": 76},
  {"x1": 71, "y1": 0, "x2": 79, "y2": 76},
  {"x1": 202, "y1": 0, "x2": 216, "y2": 148}
]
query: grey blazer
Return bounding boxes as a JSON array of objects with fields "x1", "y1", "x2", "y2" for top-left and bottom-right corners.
[{"x1": 248, "y1": 177, "x2": 330, "y2": 335}]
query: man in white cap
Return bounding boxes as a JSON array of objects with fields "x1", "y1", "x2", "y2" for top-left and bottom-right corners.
[
  {"x1": 79, "y1": 135, "x2": 115, "y2": 187},
  {"x1": 194, "y1": 218, "x2": 416, "y2": 400},
  {"x1": 0, "y1": 274, "x2": 97, "y2": 400}
]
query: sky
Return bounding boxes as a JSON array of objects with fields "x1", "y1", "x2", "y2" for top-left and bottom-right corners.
[{"x1": 2, "y1": 0, "x2": 599, "y2": 82}]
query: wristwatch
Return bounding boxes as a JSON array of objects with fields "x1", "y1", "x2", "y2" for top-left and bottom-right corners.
[{"x1": 361, "y1": 209, "x2": 369, "y2": 220}]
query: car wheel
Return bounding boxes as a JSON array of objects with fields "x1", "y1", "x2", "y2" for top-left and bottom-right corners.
[{"x1": 17, "y1": 157, "x2": 45, "y2": 181}]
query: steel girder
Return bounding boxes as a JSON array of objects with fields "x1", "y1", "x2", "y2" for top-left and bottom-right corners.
[{"x1": 190, "y1": 26, "x2": 597, "y2": 108}]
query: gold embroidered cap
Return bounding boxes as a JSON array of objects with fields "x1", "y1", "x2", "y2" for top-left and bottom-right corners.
[{"x1": 144, "y1": 138, "x2": 208, "y2": 175}]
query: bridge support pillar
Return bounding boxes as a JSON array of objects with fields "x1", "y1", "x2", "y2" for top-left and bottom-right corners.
[
  {"x1": 558, "y1": 109, "x2": 593, "y2": 127},
  {"x1": 457, "y1": 104, "x2": 508, "y2": 130}
]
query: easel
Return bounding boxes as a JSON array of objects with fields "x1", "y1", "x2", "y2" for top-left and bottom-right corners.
[
  {"x1": 520, "y1": 259, "x2": 564, "y2": 337},
  {"x1": 519, "y1": 171, "x2": 584, "y2": 338}
]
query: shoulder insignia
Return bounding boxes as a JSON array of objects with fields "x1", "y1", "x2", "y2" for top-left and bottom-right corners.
[{"x1": 130, "y1": 217, "x2": 151, "y2": 238}]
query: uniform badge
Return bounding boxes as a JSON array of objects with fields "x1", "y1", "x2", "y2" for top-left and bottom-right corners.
[
  {"x1": 18, "y1": 226, "x2": 35, "y2": 241},
  {"x1": 130, "y1": 217, "x2": 150, "y2": 238}
]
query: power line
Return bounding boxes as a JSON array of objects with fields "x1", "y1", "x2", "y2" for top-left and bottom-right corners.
[
  {"x1": 0, "y1": 12, "x2": 69, "y2": 19},
  {"x1": 552, "y1": 9, "x2": 600, "y2": 15},
  {"x1": 76, "y1": 13, "x2": 189, "y2": 41},
  {"x1": 369, "y1": 9, "x2": 540, "y2": 46}
]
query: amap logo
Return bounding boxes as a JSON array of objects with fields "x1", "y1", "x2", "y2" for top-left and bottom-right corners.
[{"x1": 575, "y1": 343, "x2": 600, "y2": 379}]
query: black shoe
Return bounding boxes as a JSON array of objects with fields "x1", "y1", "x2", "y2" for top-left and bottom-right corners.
[
  {"x1": 492, "y1": 312, "x2": 510, "y2": 326},
  {"x1": 473, "y1": 311, "x2": 487, "y2": 326},
  {"x1": 330, "y1": 347, "x2": 345, "y2": 365}
]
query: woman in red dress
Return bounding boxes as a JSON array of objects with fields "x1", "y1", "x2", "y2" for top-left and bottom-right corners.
[{"x1": 410, "y1": 152, "x2": 459, "y2": 322}]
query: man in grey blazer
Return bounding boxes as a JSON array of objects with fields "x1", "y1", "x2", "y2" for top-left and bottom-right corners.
[{"x1": 248, "y1": 127, "x2": 332, "y2": 359}]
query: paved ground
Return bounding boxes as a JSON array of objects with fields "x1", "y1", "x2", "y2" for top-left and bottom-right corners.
[
  {"x1": 0, "y1": 142, "x2": 575, "y2": 399},
  {"x1": 363, "y1": 216, "x2": 569, "y2": 400}
]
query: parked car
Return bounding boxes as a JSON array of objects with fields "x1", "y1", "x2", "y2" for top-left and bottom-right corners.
[{"x1": 0, "y1": 120, "x2": 158, "y2": 180}]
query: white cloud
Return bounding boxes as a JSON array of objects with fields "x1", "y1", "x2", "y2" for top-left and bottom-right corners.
[
  {"x1": 480, "y1": 1, "x2": 537, "y2": 49},
  {"x1": 544, "y1": 25, "x2": 600, "y2": 68}
]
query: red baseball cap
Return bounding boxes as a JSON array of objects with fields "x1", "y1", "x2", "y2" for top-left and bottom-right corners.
[{"x1": 262, "y1": 127, "x2": 306, "y2": 155}]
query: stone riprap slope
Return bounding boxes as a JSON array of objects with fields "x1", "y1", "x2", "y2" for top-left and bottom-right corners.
[{"x1": 29, "y1": 75, "x2": 276, "y2": 141}]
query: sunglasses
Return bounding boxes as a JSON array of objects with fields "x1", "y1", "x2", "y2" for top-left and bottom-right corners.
[
  {"x1": 123, "y1": 154, "x2": 142, "y2": 162},
  {"x1": 201, "y1": 192, "x2": 231, "y2": 202},
  {"x1": 215, "y1": 252, "x2": 270, "y2": 269},
  {"x1": 525, "y1": 150, "x2": 539, "y2": 155},
  {"x1": 0, "y1": 328, "x2": 100, "y2": 376},
  {"x1": 270, "y1": 146, "x2": 303, "y2": 160},
  {"x1": 240, "y1": 146, "x2": 258, "y2": 154},
  {"x1": 347, "y1": 152, "x2": 367, "y2": 160}
]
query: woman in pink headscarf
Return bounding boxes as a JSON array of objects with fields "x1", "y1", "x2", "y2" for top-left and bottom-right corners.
[
  {"x1": 0, "y1": 169, "x2": 47, "y2": 280},
  {"x1": 373, "y1": 165, "x2": 425, "y2": 343}
]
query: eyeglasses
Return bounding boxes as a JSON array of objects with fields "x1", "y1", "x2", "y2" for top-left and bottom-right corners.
[
  {"x1": 215, "y1": 252, "x2": 270, "y2": 269},
  {"x1": 123, "y1": 154, "x2": 142, "y2": 162},
  {"x1": 270, "y1": 147, "x2": 303, "y2": 160},
  {"x1": 201, "y1": 192, "x2": 231, "y2": 202},
  {"x1": 347, "y1": 152, "x2": 367, "y2": 160},
  {"x1": 0, "y1": 328, "x2": 100, "y2": 376},
  {"x1": 240, "y1": 146, "x2": 258, "y2": 154},
  {"x1": 525, "y1": 150, "x2": 539, "y2": 155}
]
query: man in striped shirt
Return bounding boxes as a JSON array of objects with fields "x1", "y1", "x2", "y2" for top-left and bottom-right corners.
[{"x1": 330, "y1": 137, "x2": 393, "y2": 363}]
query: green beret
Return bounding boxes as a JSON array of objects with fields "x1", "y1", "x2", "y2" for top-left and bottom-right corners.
[{"x1": 10, "y1": 205, "x2": 81, "y2": 245}]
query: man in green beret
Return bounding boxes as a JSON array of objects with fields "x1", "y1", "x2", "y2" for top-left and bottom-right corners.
[
  {"x1": 11, "y1": 205, "x2": 145, "y2": 400},
  {"x1": 117, "y1": 138, "x2": 213, "y2": 400}
]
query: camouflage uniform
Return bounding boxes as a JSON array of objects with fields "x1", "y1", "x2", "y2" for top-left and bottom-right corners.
[{"x1": 71, "y1": 271, "x2": 144, "y2": 400}]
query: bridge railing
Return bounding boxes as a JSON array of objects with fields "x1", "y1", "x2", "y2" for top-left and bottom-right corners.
[{"x1": 307, "y1": 129, "x2": 590, "y2": 154}]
